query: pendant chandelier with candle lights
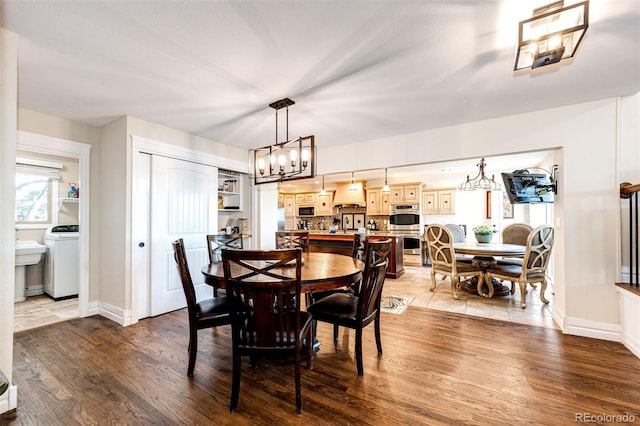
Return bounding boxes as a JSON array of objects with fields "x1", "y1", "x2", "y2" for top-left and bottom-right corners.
[{"x1": 252, "y1": 98, "x2": 316, "y2": 185}]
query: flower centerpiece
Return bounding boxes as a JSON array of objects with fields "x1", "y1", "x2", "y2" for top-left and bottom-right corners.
[{"x1": 473, "y1": 225, "x2": 493, "y2": 243}]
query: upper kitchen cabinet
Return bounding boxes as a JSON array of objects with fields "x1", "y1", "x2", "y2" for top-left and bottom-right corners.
[
  {"x1": 389, "y1": 183, "x2": 420, "y2": 204},
  {"x1": 283, "y1": 194, "x2": 296, "y2": 217},
  {"x1": 366, "y1": 188, "x2": 390, "y2": 215},
  {"x1": 316, "y1": 191, "x2": 334, "y2": 216},
  {"x1": 295, "y1": 193, "x2": 316, "y2": 205},
  {"x1": 218, "y1": 169, "x2": 243, "y2": 212},
  {"x1": 422, "y1": 188, "x2": 455, "y2": 215}
]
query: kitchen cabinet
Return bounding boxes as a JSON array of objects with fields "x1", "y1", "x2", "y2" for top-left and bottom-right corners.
[
  {"x1": 366, "y1": 189, "x2": 390, "y2": 215},
  {"x1": 389, "y1": 183, "x2": 420, "y2": 204},
  {"x1": 422, "y1": 188, "x2": 455, "y2": 214},
  {"x1": 295, "y1": 193, "x2": 316, "y2": 205},
  {"x1": 218, "y1": 170, "x2": 243, "y2": 212},
  {"x1": 315, "y1": 191, "x2": 334, "y2": 216},
  {"x1": 284, "y1": 195, "x2": 296, "y2": 217}
]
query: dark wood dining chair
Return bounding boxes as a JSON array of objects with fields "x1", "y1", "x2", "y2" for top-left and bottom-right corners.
[
  {"x1": 486, "y1": 225, "x2": 554, "y2": 308},
  {"x1": 306, "y1": 239, "x2": 391, "y2": 376},
  {"x1": 275, "y1": 230, "x2": 309, "y2": 252},
  {"x1": 424, "y1": 224, "x2": 484, "y2": 300},
  {"x1": 221, "y1": 248, "x2": 313, "y2": 414},
  {"x1": 172, "y1": 238, "x2": 232, "y2": 377},
  {"x1": 207, "y1": 233, "x2": 244, "y2": 263},
  {"x1": 207, "y1": 233, "x2": 244, "y2": 296}
]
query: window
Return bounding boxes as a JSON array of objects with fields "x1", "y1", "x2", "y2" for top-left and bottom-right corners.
[
  {"x1": 15, "y1": 172, "x2": 51, "y2": 222},
  {"x1": 15, "y1": 158, "x2": 62, "y2": 227}
]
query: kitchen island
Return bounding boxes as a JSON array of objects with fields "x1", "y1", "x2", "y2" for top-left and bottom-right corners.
[{"x1": 308, "y1": 232, "x2": 404, "y2": 278}]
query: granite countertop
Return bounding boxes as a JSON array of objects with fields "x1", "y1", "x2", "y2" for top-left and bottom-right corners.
[{"x1": 308, "y1": 230, "x2": 404, "y2": 237}]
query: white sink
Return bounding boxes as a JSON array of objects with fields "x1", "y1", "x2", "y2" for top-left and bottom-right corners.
[
  {"x1": 16, "y1": 240, "x2": 47, "y2": 266},
  {"x1": 15, "y1": 240, "x2": 47, "y2": 302}
]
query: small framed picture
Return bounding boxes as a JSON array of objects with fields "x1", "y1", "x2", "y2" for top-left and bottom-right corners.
[
  {"x1": 486, "y1": 191, "x2": 492, "y2": 219},
  {"x1": 503, "y1": 192, "x2": 514, "y2": 219},
  {"x1": 342, "y1": 213, "x2": 354, "y2": 230},
  {"x1": 353, "y1": 213, "x2": 365, "y2": 229}
]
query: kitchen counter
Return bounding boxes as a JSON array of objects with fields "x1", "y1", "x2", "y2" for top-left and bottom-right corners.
[{"x1": 307, "y1": 232, "x2": 404, "y2": 278}]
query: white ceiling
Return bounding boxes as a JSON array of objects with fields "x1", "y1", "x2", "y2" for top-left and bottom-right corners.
[{"x1": 1, "y1": 1, "x2": 638, "y2": 189}]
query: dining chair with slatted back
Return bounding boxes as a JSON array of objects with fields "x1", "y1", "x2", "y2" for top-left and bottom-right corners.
[
  {"x1": 221, "y1": 248, "x2": 313, "y2": 414},
  {"x1": 307, "y1": 239, "x2": 391, "y2": 376},
  {"x1": 275, "y1": 230, "x2": 310, "y2": 252},
  {"x1": 486, "y1": 225, "x2": 554, "y2": 308},
  {"x1": 172, "y1": 238, "x2": 232, "y2": 377},
  {"x1": 424, "y1": 224, "x2": 484, "y2": 300},
  {"x1": 207, "y1": 234, "x2": 244, "y2": 296}
]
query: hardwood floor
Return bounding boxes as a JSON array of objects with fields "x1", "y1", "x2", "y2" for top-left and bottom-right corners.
[{"x1": 5, "y1": 299, "x2": 640, "y2": 425}]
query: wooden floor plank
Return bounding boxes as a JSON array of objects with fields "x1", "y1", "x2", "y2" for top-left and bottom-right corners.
[{"x1": 4, "y1": 305, "x2": 640, "y2": 425}]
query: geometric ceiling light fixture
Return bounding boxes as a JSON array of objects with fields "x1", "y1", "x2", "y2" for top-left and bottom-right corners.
[
  {"x1": 458, "y1": 158, "x2": 501, "y2": 191},
  {"x1": 514, "y1": 0, "x2": 589, "y2": 70},
  {"x1": 252, "y1": 97, "x2": 316, "y2": 185}
]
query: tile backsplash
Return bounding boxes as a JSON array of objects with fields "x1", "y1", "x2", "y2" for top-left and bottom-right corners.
[{"x1": 295, "y1": 206, "x2": 388, "y2": 231}]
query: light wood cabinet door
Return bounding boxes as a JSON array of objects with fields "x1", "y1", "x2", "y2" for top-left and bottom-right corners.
[
  {"x1": 366, "y1": 189, "x2": 380, "y2": 215},
  {"x1": 422, "y1": 189, "x2": 455, "y2": 214},
  {"x1": 316, "y1": 191, "x2": 333, "y2": 216},
  {"x1": 389, "y1": 186, "x2": 404, "y2": 203},
  {"x1": 403, "y1": 184, "x2": 420, "y2": 203},
  {"x1": 438, "y1": 190, "x2": 455, "y2": 214},
  {"x1": 284, "y1": 195, "x2": 295, "y2": 217},
  {"x1": 422, "y1": 191, "x2": 438, "y2": 214},
  {"x1": 380, "y1": 192, "x2": 390, "y2": 215}
]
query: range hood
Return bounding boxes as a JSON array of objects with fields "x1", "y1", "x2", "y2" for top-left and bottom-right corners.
[{"x1": 332, "y1": 181, "x2": 366, "y2": 207}]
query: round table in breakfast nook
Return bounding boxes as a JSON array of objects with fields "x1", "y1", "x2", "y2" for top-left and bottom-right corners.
[
  {"x1": 453, "y1": 242, "x2": 526, "y2": 298},
  {"x1": 201, "y1": 251, "x2": 365, "y2": 294}
]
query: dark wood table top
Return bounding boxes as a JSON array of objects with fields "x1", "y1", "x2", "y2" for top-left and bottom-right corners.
[
  {"x1": 454, "y1": 242, "x2": 525, "y2": 257},
  {"x1": 201, "y1": 252, "x2": 364, "y2": 293}
]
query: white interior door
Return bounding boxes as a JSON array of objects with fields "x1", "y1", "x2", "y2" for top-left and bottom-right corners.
[{"x1": 150, "y1": 155, "x2": 218, "y2": 316}]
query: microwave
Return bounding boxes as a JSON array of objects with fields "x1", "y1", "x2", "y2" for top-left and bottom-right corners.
[{"x1": 297, "y1": 205, "x2": 315, "y2": 216}]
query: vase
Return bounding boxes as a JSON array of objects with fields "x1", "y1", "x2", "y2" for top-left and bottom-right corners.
[{"x1": 475, "y1": 233, "x2": 493, "y2": 243}]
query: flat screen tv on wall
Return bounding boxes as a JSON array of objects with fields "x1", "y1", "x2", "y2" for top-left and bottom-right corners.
[{"x1": 501, "y1": 171, "x2": 555, "y2": 204}]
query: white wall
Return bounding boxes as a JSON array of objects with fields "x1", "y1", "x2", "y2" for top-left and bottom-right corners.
[{"x1": 319, "y1": 96, "x2": 639, "y2": 339}]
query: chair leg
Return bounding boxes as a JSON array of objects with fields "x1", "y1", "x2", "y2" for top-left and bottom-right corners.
[
  {"x1": 539, "y1": 278, "x2": 550, "y2": 305},
  {"x1": 229, "y1": 353, "x2": 241, "y2": 412},
  {"x1": 355, "y1": 327, "x2": 364, "y2": 376},
  {"x1": 429, "y1": 269, "x2": 437, "y2": 292},
  {"x1": 333, "y1": 324, "x2": 339, "y2": 343},
  {"x1": 187, "y1": 328, "x2": 197, "y2": 377},
  {"x1": 374, "y1": 312, "x2": 383, "y2": 354},
  {"x1": 305, "y1": 328, "x2": 313, "y2": 370},
  {"x1": 295, "y1": 347, "x2": 302, "y2": 414},
  {"x1": 519, "y1": 280, "x2": 527, "y2": 308},
  {"x1": 451, "y1": 276, "x2": 459, "y2": 300}
]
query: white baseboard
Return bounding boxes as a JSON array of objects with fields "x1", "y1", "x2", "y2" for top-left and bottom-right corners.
[
  {"x1": 617, "y1": 286, "x2": 640, "y2": 359},
  {"x1": 564, "y1": 316, "x2": 621, "y2": 342},
  {"x1": 25, "y1": 284, "x2": 44, "y2": 298},
  {"x1": 96, "y1": 301, "x2": 128, "y2": 326}
]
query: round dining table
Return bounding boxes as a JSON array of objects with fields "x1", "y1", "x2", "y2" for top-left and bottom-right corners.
[
  {"x1": 201, "y1": 251, "x2": 365, "y2": 293},
  {"x1": 453, "y1": 242, "x2": 526, "y2": 298}
]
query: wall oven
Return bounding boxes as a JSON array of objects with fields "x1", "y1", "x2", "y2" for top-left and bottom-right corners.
[{"x1": 389, "y1": 204, "x2": 421, "y2": 255}]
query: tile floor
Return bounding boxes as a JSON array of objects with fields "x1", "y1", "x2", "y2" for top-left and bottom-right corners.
[
  {"x1": 12, "y1": 264, "x2": 558, "y2": 332},
  {"x1": 384, "y1": 263, "x2": 559, "y2": 330},
  {"x1": 13, "y1": 295, "x2": 79, "y2": 333}
]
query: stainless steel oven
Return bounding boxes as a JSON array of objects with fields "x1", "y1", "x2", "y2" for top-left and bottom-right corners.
[
  {"x1": 389, "y1": 204, "x2": 420, "y2": 233},
  {"x1": 389, "y1": 204, "x2": 421, "y2": 256}
]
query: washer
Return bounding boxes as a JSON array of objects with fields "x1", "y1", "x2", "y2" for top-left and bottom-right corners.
[{"x1": 44, "y1": 225, "x2": 79, "y2": 300}]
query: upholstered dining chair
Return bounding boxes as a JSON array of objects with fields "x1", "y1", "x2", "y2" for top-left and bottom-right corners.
[
  {"x1": 275, "y1": 230, "x2": 310, "y2": 252},
  {"x1": 424, "y1": 224, "x2": 484, "y2": 300},
  {"x1": 485, "y1": 224, "x2": 554, "y2": 309},
  {"x1": 307, "y1": 239, "x2": 391, "y2": 376},
  {"x1": 172, "y1": 238, "x2": 232, "y2": 377},
  {"x1": 221, "y1": 248, "x2": 313, "y2": 414},
  {"x1": 497, "y1": 223, "x2": 534, "y2": 267},
  {"x1": 207, "y1": 233, "x2": 244, "y2": 296},
  {"x1": 444, "y1": 223, "x2": 473, "y2": 265}
]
